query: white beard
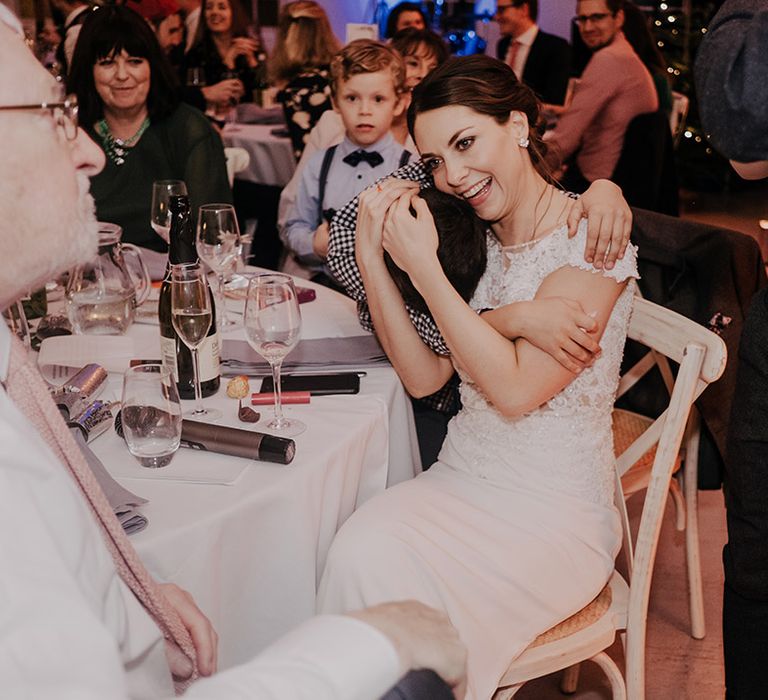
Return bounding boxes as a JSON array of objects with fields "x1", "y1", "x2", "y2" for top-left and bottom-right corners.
[{"x1": 0, "y1": 172, "x2": 99, "y2": 309}]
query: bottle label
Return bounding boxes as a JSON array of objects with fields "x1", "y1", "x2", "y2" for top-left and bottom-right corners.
[
  {"x1": 160, "y1": 335, "x2": 178, "y2": 381},
  {"x1": 198, "y1": 331, "x2": 221, "y2": 382},
  {"x1": 160, "y1": 332, "x2": 220, "y2": 383}
]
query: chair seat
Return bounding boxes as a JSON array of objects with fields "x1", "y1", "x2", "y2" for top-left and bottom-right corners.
[
  {"x1": 613, "y1": 408, "x2": 682, "y2": 497},
  {"x1": 498, "y1": 572, "x2": 629, "y2": 688},
  {"x1": 530, "y1": 585, "x2": 612, "y2": 648}
]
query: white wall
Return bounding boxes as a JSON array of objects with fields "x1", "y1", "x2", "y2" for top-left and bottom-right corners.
[{"x1": 538, "y1": 0, "x2": 574, "y2": 41}]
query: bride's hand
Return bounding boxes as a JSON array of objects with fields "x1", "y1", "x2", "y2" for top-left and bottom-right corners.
[
  {"x1": 482, "y1": 297, "x2": 601, "y2": 374},
  {"x1": 567, "y1": 179, "x2": 632, "y2": 271},
  {"x1": 382, "y1": 190, "x2": 440, "y2": 279},
  {"x1": 356, "y1": 179, "x2": 419, "y2": 268}
]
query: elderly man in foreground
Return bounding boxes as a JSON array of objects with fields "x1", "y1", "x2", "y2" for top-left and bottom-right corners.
[{"x1": 0, "y1": 22, "x2": 465, "y2": 700}]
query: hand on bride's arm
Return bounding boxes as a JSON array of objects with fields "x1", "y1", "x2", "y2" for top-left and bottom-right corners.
[
  {"x1": 356, "y1": 179, "x2": 420, "y2": 269},
  {"x1": 481, "y1": 297, "x2": 601, "y2": 374},
  {"x1": 567, "y1": 179, "x2": 632, "y2": 270}
]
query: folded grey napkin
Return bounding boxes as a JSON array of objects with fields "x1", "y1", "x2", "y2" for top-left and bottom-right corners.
[
  {"x1": 71, "y1": 428, "x2": 149, "y2": 535},
  {"x1": 222, "y1": 335, "x2": 390, "y2": 374}
]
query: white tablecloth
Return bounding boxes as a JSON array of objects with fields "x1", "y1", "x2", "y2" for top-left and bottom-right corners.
[
  {"x1": 82, "y1": 278, "x2": 419, "y2": 668},
  {"x1": 223, "y1": 123, "x2": 296, "y2": 187}
]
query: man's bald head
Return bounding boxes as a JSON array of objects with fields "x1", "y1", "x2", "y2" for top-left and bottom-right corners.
[{"x1": 0, "y1": 24, "x2": 104, "y2": 309}]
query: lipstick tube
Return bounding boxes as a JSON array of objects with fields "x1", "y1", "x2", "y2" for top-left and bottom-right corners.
[{"x1": 251, "y1": 391, "x2": 310, "y2": 405}]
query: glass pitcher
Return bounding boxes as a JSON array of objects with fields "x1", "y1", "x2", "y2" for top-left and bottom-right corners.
[{"x1": 66, "y1": 223, "x2": 151, "y2": 335}]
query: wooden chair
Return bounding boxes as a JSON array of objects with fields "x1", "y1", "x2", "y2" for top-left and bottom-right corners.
[
  {"x1": 613, "y1": 311, "x2": 707, "y2": 639},
  {"x1": 495, "y1": 297, "x2": 727, "y2": 700}
]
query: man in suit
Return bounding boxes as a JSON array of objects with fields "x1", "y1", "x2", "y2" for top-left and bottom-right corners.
[{"x1": 494, "y1": 0, "x2": 571, "y2": 105}]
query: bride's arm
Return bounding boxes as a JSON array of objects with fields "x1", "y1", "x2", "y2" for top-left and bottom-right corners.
[
  {"x1": 356, "y1": 182, "x2": 455, "y2": 397},
  {"x1": 384, "y1": 194, "x2": 627, "y2": 415}
]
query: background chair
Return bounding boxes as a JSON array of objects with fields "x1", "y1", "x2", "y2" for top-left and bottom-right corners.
[
  {"x1": 495, "y1": 298, "x2": 727, "y2": 700},
  {"x1": 611, "y1": 110, "x2": 679, "y2": 216}
]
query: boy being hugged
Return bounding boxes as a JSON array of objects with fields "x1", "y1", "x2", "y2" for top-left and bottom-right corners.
[{"x1": 283, "y1": 40, "x2": 412, "y2": 287}]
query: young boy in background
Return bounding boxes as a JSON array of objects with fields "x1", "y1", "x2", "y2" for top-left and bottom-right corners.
[
  {"x1": 282, "y1": 40, "x2": 412, "y2": 287},
  {"x1": 277, "y1": 30, "x2": 449, "y2": 244}
]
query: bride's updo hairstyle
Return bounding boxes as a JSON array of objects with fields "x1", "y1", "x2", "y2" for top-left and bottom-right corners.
[{"x1": 407, "y1": 55, "x2": 552, "y2": 183}]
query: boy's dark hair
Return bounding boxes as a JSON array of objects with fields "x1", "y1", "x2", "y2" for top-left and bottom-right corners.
[
  {"x1": 390, "y1": 28, "x2": 450, "y2": 68},
  {"x1": 384, "y1": 188, "x2": 487, "y2": 316}
]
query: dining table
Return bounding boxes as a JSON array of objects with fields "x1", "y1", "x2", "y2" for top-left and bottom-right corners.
[
  {"x1": 222, "y1": 122, "x2": 296, "y2": 188},
  {"x1": 43, "y1": 275, "x2": 420, "y2": 669}
]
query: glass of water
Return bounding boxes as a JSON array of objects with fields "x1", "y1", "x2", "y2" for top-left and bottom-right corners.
[{"x1": 121, "y1": 364, "x2": 182, "y2": 468}]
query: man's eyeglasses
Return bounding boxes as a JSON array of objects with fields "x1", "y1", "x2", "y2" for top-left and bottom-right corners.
[
  {"x1": 0, "y1": 94, "x2": 79, "y2": 141},
  {"x1": 573, "y1": 12, "x2": 614, "y2": 26}
]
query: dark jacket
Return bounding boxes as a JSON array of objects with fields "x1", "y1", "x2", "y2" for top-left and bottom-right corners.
[
  {"x1": 622, "y1": 208, "x2": 766, "y2": 487},
  {"x1": 497, "y1": 29, "x2": 571, "y2": 105}
]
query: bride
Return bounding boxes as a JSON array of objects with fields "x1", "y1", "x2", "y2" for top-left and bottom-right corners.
[{"x1": 318, "y1": 55, "x2": 638, "y2": 700}]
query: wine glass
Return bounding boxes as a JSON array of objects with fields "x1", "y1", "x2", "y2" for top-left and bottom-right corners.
[
  {"x1": 196, "y1": 203, "x2": 242, "y2": 331},
  {"x1": 170, "y1": 264, "x2": 222, "y2": 420},
  {"x1": 121, "y1": 364, "x2": 182, "y2": 468},
  {"x1": 151, "y1": 180, "x2": 188, "y2": 243},
  {"x1": 244, "y1": 273, "x2": 305, "y2": 436}
]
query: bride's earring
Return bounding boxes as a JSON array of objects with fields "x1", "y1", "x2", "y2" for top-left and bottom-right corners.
[{"x1": 518, "y1": 136, "x2": 530, "y2": 148}]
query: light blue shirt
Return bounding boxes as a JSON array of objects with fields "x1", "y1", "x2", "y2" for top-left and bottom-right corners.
[{"x1": 282, "y1": 132, "x2": 412, "y2": 273}]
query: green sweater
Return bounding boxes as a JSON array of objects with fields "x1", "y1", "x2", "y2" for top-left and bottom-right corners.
[{"x1": 89, "y1": 103, "x2": 232, "y2": 252}]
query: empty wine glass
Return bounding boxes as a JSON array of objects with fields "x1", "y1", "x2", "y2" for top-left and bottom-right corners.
[
  {"x1": 196, "y1": 203, "x2": 241, "y2": 331},
  {"x1": 170, "y1": 264, "x2": 222, "y2": 420},
  {"x1": 121, "y1": 364, "x2": 182, "y2": 468},
  {"x1": 244, "y1": 273, "x2": 305, "y2": 436},
  {"x1": 151, "y1": 180, "x2": 188, "y2": 243}
]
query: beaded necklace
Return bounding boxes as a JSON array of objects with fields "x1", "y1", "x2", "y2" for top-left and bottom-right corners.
[{"x1": 96, "y1": 117, "x2": 150, "y2": 166}]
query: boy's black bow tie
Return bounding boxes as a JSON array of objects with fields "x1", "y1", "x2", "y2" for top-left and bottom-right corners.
[{"x1": 342, "y1": 149, "x2": 384, "y2": 167}]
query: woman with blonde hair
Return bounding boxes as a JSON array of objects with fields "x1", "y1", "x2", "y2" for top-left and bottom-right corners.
[{"x1": 272, "y1": 0, "x2": 341, "y2": 159}]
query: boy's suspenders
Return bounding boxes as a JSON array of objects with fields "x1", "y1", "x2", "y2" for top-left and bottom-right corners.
[{"x1": 317, "y1": 146, "x2": 413, "y2": 225}]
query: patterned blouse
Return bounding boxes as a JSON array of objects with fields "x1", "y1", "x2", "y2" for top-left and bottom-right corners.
[{"x1": 277, "y1": 66, "x2": 333, "y2": 160}]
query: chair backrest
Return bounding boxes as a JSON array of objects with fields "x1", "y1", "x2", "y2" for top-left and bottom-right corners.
[
  {"x1": 611, "y1": 110, "x2": 673, "y2": 213},
  {"x1": 614, "y1": 297, "x2": 726, "y2": 698},
  {"x1": 224, "y1": 147, "x2": 250, "y2": 187},
  {"x1": 669, "y1": 91, "x2": 690, "y2": 145}
]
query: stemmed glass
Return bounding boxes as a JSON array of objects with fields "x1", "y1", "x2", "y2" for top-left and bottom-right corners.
[
  {"x1": 244, "y1": 273, "x2": 305, "y2": 437},
  {"x1": 121, "y1": 364, "x2": 182, "y2": 468},
  {"x1": 170, "y1": 264, "x2": 222, "y2": 420},
  {"x1": 196, "y1": 203, "x2": 242, "y2": 331},
  {"x1": 151, "y1": 180, "x2": 187, "y2": 243}
]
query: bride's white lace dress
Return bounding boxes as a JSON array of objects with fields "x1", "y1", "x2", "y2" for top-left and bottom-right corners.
[{"x1": 318, "y1": 221, "x2": 639, "y2": 700}]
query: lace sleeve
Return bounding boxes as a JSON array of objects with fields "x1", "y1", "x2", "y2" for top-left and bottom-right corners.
[{"x1": 566, "y1": 219, "x2": 639, "y2": 284}]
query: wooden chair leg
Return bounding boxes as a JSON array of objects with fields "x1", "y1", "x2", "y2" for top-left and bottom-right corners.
[
  {"x1": 560, "y1": 664, "x2": 580, "y2": 694},
  {"x1": 591, "y1": 652, "x2": 627, "y2": 700},
  {"x1": 669, "y1": 477, "x2": 686, "y2": 531},
  {"x1": 684, "y1": 416, "x2": 706, "y2": 639}
]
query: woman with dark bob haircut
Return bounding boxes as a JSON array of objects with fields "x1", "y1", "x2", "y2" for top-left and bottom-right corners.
[
  {"x1": 69, "y1": 5, "x2": 231, "y2": 251},
  {"x1": 320, "y1": 55, "x2": 638, "y2": 699}
]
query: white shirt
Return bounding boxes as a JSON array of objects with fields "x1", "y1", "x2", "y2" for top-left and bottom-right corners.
[
  {"x1": 277, "y1": 110, "x2": 417, "y2": 234},
  {"x1": 62, "y1": 5, "x2": 89, "y2": 68},
  {"x1": 185, "y1": 6, "x2": 201, "y2": 53},
  {"x1": 507, "y1": 24, "x2": 538, "y2": 82},
  {"x1": 0, "y1": 321, "x2": 401, "y2": 699}
]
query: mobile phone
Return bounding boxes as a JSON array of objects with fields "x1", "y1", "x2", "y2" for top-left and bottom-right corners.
[{"x1": 260, "y1": 373, "x2": 360, "y2": 395}]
